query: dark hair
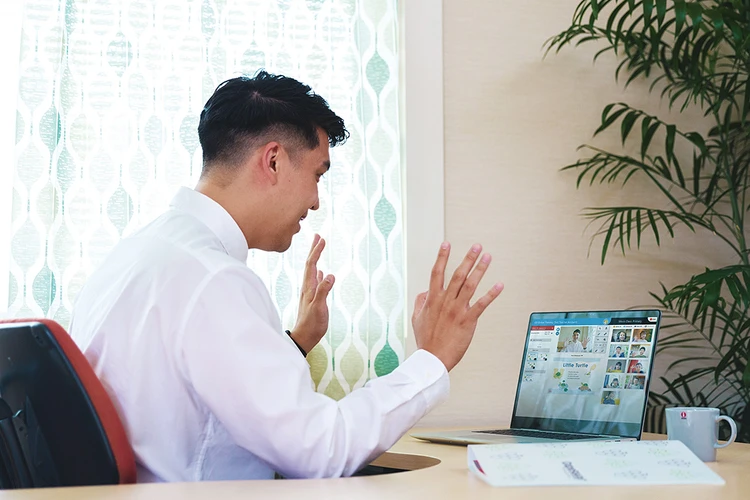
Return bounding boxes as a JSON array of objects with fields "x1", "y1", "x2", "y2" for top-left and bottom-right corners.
[
  {"x1": 198, "y1": 70, "x2": 349, "y2": 171},
  {"x1": 573, "y1": 329, "x2": 581, "y2": 334}
]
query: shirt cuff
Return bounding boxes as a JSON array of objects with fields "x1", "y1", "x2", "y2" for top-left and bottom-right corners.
[{"x1": 396, "y1": 349, "x2": 450, "y2": 412}]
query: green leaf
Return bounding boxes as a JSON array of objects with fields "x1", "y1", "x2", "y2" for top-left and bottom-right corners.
[
  {"x1": 620, "y1": 111, "x2": 638, "y2": 145},
  {"x1": 618, "y1": 211, "x2": 626, "y2": 254},
  {"x1": 665, "y1": 124, "x2": 676, "y2": 163},
  {"x1": 626, "y1": 209, "x2": 633, "y2": 248},
  {"x1": 655, "y1": 0, "x2": 666, "y2": 26},
  {"x1": 636, "y1": 208, "x2": 643, "y2": 247},
  {"x1": 605, "y1": 0, "x2": 632, "y2": 47},
  {"x1": 647, "y1": 211, "x2": 660, "y2": 245},
  {"x1": 673, "y1": 0, "x2": 687, "y2": 32},
  {"x1": 656, "y1": 211, "x2": 675, "y2": 238},
  {"x1": 685, "y1": 3, "x2": 703, "y2": 26},
  {"x1": 642, "y1": 0, "x2": 653, "y2": 25},
  {"x1": 704, "y1": 8, "x2": 724, "y2": 31},
  {"x1": 595, "y1": 103, "x2": 628, "y2": 135},
  {"x1": 640, "y1": 119, "x2": 660, "y2": 159},
  {"x1": 600, "y1": 215, "x2": 615, "y2": 264},
  {"x1": 684, "y1": 132, "x2": 707, "y2": 154}
]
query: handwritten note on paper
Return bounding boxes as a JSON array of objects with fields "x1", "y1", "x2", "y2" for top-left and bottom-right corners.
[{"x1": 468, "y1": 440, "x2": 725, "y2": 487}]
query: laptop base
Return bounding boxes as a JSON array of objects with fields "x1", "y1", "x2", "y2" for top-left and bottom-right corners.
[{"x1": 410, "y1": 429, "x2": 631, "y2": 446}]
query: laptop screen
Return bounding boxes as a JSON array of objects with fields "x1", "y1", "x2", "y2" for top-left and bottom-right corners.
[{"x1": 510, "y1": 310, "x2": 661, "y2": 439}]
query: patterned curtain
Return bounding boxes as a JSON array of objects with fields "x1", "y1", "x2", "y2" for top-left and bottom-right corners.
[{"x1": 7, "y1": 0, "x2": 404, "y2": 399}]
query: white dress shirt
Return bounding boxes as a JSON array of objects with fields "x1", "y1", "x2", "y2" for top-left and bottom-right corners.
[{"x1": 69, "y1": 187, "x2": 449, "y2": 482}]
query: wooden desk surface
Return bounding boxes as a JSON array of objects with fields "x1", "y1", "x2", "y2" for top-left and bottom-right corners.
[{"x1": 1, "y1": 431, "x2": 748, "y2": 499}]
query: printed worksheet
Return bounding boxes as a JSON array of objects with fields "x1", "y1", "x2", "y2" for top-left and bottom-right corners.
[{"x1": 468, "y1": 440, "x2": 724, "y2": 487}]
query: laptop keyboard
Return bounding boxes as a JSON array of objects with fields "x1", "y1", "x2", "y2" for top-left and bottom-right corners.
[{"x1": 473, "y1": 429, "x2": 602, "y2": 440}]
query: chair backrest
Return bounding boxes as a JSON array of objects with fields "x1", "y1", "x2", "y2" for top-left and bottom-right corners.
[{"x1": 0, "y1": 319, "x2": 136, "y2": 487}]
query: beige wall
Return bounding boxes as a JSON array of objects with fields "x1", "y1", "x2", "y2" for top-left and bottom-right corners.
[{"x1": 417, "y1": 0, "x2": 736, "y2": 427}]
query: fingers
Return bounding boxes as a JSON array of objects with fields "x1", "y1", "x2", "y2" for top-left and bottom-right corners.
[
  {"x1": 413, "y1": 291, "x2": 428, "y2": 317},
  {"x1": 429, "y1": 242, "x2": 451, "y2": 296},
  {"x1": 303, "y1": 235, "x2": 325, "y2": 290},
  {"x1": 457, "y1": 252, "x2": 492, "y2": 302},
  {"x1": 468, "y1": 283, "x2": 504, "y2": 319},
  {"x1": 445, "y1": 244, "x2": 482, "y2": 298},
  {"x1": 310, "y1": 233, "x2": 321, "y2": 249}
]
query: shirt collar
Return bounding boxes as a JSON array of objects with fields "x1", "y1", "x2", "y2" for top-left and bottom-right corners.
[{"x1": 169, "y1": 187, "x2": 249, "y2": 262}]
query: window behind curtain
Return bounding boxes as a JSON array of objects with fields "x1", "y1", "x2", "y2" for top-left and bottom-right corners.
[{"x1": 7, "y1": 0, "x2": 404, "y2": 399}]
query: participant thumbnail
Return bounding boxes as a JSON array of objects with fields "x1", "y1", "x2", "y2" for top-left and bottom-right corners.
[
  {"x1": 606, "y1": 360, "x2": 624, "y2": 373},
  {"x1": 625, "y1": 375, "x2": 645, "y2": 390},
  {"x1": 632, "y1": 328, "x2": 653, "y2": 343},
  {"x1": 603, "y1": 374, "x2": 622, "y2": 389},
  {"x1": 601, "y1": 391, "x2": 620, "y2": 405},
  {"x1": 630, "y1": 344, "x2": 650, "y2": 358},
  {"x1": 611, "y1": 329, "x2": 631, "y2": 343},
  {"x1": 609, "y1": 344, "x2": 629, "y2": 358},
  {"x1": 627, "y1": 360, "x2": 646, "y2": 374}
]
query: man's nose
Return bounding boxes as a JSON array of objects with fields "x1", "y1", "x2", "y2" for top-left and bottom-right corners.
[{"x1": 311, "y1": 198, "x2": 320, "y2": 211}]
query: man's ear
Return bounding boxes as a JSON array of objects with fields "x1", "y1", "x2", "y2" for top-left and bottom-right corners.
[{"x1": 260, "y1": 142, "x2": 281, "y2": 185}]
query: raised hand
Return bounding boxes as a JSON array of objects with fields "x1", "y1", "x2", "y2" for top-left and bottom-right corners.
[
  {"x1": 411, "y1": 242, "x2": 504, "y2": 371},
  {"x1": 290, "y1": 234, "x2": 335, "y2": 354}
]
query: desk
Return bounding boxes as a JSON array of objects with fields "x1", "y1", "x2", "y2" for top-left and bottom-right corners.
[{"x1": 1, "y1": 431, "x2": 748, "y2": 499}]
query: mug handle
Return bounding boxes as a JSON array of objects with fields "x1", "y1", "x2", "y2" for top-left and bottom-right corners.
[{"x1": 714, "y1": 415, "x2": 737, "y2": 449}]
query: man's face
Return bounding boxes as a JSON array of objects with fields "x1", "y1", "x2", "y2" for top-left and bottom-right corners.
[
  {"x1": 572, "y1": 332, "x2": 579, "y2": 341},
  {"x1": 636, "y1": 363, "x2": 642, "y2": 371},
  {"x1": 616, "y1": 347, "x2": 621, "y2": 354},
  {"x1": 273, "y1": 128, "x2": 330, "y2": 251},
  {"x1": 640, "y1": 348, "x2": 646, "y2": 354}
]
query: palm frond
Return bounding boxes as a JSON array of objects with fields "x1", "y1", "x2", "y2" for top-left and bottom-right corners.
[{"x1": 550, "y1": 0, "x2": 750, "y2": 440}]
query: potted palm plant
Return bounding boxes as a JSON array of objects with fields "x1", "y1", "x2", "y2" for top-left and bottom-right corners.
[{"x1": 546, "y1": 1, "x2": 750, "y2": 440}]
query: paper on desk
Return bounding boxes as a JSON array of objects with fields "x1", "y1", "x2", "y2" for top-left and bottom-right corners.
[{"x1": 468, "y1": 440, "x2": 725, "y2": 487}]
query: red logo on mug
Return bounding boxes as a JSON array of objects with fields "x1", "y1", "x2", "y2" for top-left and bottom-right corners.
[{"x1": 680, "y1": 411, "x2": 687, "y2": 419}]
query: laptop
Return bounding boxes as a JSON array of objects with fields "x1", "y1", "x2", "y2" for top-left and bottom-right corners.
[{"x1": 412, "y1": 309, "x2": 661, "y2": 445}]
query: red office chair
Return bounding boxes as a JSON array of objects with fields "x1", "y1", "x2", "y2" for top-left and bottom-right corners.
[{"x1": 0, "y1": 319, "x2": 136, "y2": 488}]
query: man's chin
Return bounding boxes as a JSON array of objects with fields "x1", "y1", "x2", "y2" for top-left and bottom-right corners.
[
  {"x1": 258, "y1": 235, "x2": 294, "y2": 253},
  {"x1": 278, "y1": 233, "x2": 296, "y2": 252}
]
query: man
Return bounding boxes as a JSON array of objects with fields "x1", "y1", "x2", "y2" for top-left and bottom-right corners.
[
  {"x1": 613, "y1": 346, "x2": 626, "y2": 357},
  {"x1": 69, "y1": 71, "x2": 503, "y2": 482},
  {"x1": 634, "y1": 346, "x2": 647, "y2": 358},
  {"x1": 562, "y1": 329, "x2": 587, "y2": 352}
]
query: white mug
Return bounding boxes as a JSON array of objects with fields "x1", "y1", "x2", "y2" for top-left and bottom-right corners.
[{"x1": 665, "y1": 407, "x2": 737, "y2": 462}]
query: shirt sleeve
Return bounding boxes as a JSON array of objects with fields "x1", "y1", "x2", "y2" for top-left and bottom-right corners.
[{"x1": 178, "y1": 266, "x2": 449, "y2": 479}]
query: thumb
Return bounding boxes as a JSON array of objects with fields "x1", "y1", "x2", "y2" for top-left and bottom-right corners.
[{"x1": 413, "y1": 292, "x2": 428, "y2": 316}]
